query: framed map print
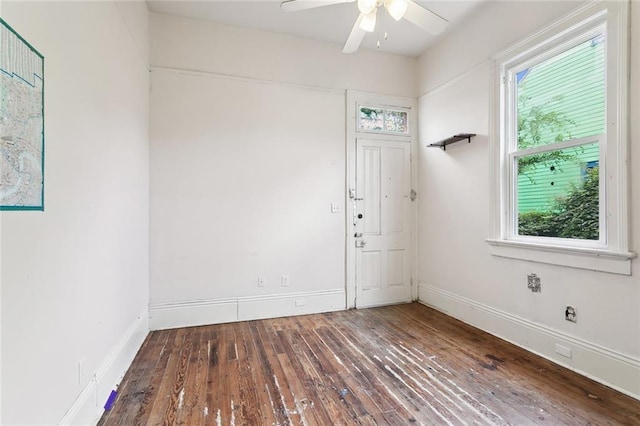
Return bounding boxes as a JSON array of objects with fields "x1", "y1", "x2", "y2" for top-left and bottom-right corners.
[{"x1": 0, "y1": 18, "x2": 44, "y2": 210}]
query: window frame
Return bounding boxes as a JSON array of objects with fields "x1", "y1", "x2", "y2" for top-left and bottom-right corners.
[{"x1": 487, "y1": 1, "x2": 635, "y2": 275}]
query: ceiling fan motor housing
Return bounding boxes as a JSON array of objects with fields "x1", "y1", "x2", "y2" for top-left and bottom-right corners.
[{"x1": 359, "y1": 0, "x2": 408, "y2": 21}]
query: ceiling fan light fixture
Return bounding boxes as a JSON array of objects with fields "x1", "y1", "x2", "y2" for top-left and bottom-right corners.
[
  {"x1": 359, "y1": 9, "x2": 377, "y2": 32},
  {"x1": 384, "y1": 0, "x2": 408, "y2": 21},
  {"x1": 357, "y1": 0, "x2": 377, "y2": 15}
]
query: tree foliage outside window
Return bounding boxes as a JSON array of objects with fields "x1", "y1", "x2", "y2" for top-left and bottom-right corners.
[
  {"x1": 517, "y1": 95, "x2": 575, "y2": 178},
  {"x1": 519, "y1": 166, "x2": 599, "y2": 240},
  {"x1": 359, "y1": 106, "x2": 409, "y2": 134}
]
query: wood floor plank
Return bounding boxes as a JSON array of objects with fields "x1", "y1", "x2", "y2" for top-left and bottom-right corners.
[
  {"x1": 205, "y1": 325, "x2": 222, "y2": 424},
  {"x1": 236, "y1": 321, "x2": 272, "y2": 424},
  {"x1": 249, "y1": 320, "x2": 316, "y2": 424},
  {"x1": 178, "y1": 326, "x2": 206, "y2": 425},
  {"x1": 274, "y1": 328, "x2": 336, "y2": 425},
  {"x1": 163, "y1": 328, "x2": 193, "y2": 425},
  {"x1": 286, "y1": 324, "x2": 355, "y2": 424},
  {"x1": 219, "y1": 324, "x2": 238, "y2": 425},
  {"x1": 97, "y1": 329, "x2": 171, "y2": 426},
  {"x1": 374, "y1": 305, "x2": 614, "y2": 425},
  {"x1": 345, "y1": 319, "x2": 462, "y2": 424},
  {"x1": 144, "y1": 329, "x2": 187, "y2": 426},
  {"x1": 359, "y1": 306, "x2": 560, "y2": 424},
  {"x1": 100, "y1": 303, "x2": 640, "y2": 425},
  {"x1": 312, "y1": 326, "x2": 411, "y2": 425},
  {"x1": 296, "y1": 316, "x2": 368, "y2": 423}
]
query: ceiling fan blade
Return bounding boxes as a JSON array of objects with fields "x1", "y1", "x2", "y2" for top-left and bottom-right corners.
[
  {"x1": 343, "y1": 13, "x2": 367, "y2": 53},
  {"x1": 281, "y1": 0, "x2": 354, "y2": 12},
  {"x1": 403, "y1": 0, "x2": 448, "y2": 35}
]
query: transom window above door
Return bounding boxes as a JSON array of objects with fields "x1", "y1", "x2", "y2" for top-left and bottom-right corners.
[{"x1": 358, "y1": 105, "x2": 410, "y2": 135}]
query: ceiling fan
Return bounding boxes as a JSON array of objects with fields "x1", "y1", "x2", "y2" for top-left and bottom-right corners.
[{"x1": 280, "y1": 0, "x2": 449, "y2": 53}]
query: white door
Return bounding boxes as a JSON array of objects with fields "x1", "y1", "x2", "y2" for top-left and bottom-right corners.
[{"x1": 355, "y1": 138, "x2": 412, "y2": 308}]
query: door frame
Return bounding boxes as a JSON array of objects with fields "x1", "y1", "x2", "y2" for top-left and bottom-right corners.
[{"x1": 346, "y1": 90, "x2": 418, "y2": 309}]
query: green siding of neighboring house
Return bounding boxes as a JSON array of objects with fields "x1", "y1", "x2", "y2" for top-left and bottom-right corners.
[
  {"x1": 517, "y1": 143, "x2": 598, "y2": 213},
  {"x1": 517, "y1": 35, "x2": 604, "y2": 213}
]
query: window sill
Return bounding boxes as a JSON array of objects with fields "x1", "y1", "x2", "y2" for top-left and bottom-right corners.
[{"x1": 485, "y1": 238, "x2": 636, "y2": 275}]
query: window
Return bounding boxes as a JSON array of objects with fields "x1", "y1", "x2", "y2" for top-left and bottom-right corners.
[
  {"x1": 514, "y1": 32, "x2": 604, "y2": 241},
  {"x1": 359, "y1": 105, "x2": 409, "y2": 134},
  {"x1": 488, "y1": 1, "x2": 634, "y2": 274}
]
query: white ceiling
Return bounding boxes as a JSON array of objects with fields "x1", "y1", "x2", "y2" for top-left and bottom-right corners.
[{"x1": 146, "y1": 0, "x2": 486, "y2": 57}]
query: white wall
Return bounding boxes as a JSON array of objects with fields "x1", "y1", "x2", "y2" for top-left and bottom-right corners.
[
  {"x1": 151, "y1": 13, "x2": 418, "y2": 98},
  {"x1": 1, "y1": 2, "x2": 149, "y2": 424},
  {"x1": 149, "y1": 13, "x2": 418, "y2": 328},
  {"x1": 417, "y1": 1, "x2": 640, "y2": 398}
]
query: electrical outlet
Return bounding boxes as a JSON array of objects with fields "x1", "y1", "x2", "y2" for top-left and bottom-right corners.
[
  {"x1": 295, "y1": 298, "x2": 305, "y2": 307},
  {"x1": 331, "y1": 203, "x2": 340, "y2": 213},
  {"x1": 527, "y1": 273, "x2": 541, "y2": 292},
  {"x1": 281, "y1": 275, "x2": 290, "y2": 287},
  {"x1": 565, "y1": 306, "x2": 577, "y2": 322},
  {"x1": 258, "y1": 277, "x2": 265, "y2": 288}
]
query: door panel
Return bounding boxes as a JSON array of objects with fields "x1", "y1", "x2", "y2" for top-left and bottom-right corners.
[
  {"x1": 355, "y1": 139, "x2": 411, "y2": 307},
  {"x1": 388, "y1": 250, "x2": 405, "y2": 287},
  {"x1": 362, "y1": 251, "x2": 382, "y2": 290},
  {"x1": 362, "y1": 146, "x2": 381, "y2": 235},
  {"x1": 386, "y1": 147, "x2": 406, "y2": 234}
]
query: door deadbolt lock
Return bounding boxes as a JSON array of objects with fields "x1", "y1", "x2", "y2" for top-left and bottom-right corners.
[{"x1": 357, "y1": 213, "x2": 363, "y2": 219}]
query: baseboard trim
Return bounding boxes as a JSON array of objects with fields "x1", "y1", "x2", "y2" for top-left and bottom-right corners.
[
  {"x1": 149, "y1": 289, "x2": 346, "y2": 330},
  {"x1": 418, "y1": 283, "x2": 640, "y2": 400},
  {"x1": 356, "y1": 297, "x2": 413, "y2": 309},
  {"x1": 58, "y1": 311, "x2": 149, "y2": 425}
]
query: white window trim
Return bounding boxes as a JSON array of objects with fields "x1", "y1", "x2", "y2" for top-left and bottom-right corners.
[{"x1": 487, "y1": 0, "x2": 635, "y2": 275}]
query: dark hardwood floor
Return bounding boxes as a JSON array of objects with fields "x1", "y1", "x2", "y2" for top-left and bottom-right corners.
[{"x1": 99, "y1": 303, "x2": 640, "y2": 425}]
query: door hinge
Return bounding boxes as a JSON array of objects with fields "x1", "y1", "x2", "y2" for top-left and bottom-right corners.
[{"x1": 410, "y1": 189, "x2": 417, "y2": 201}]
